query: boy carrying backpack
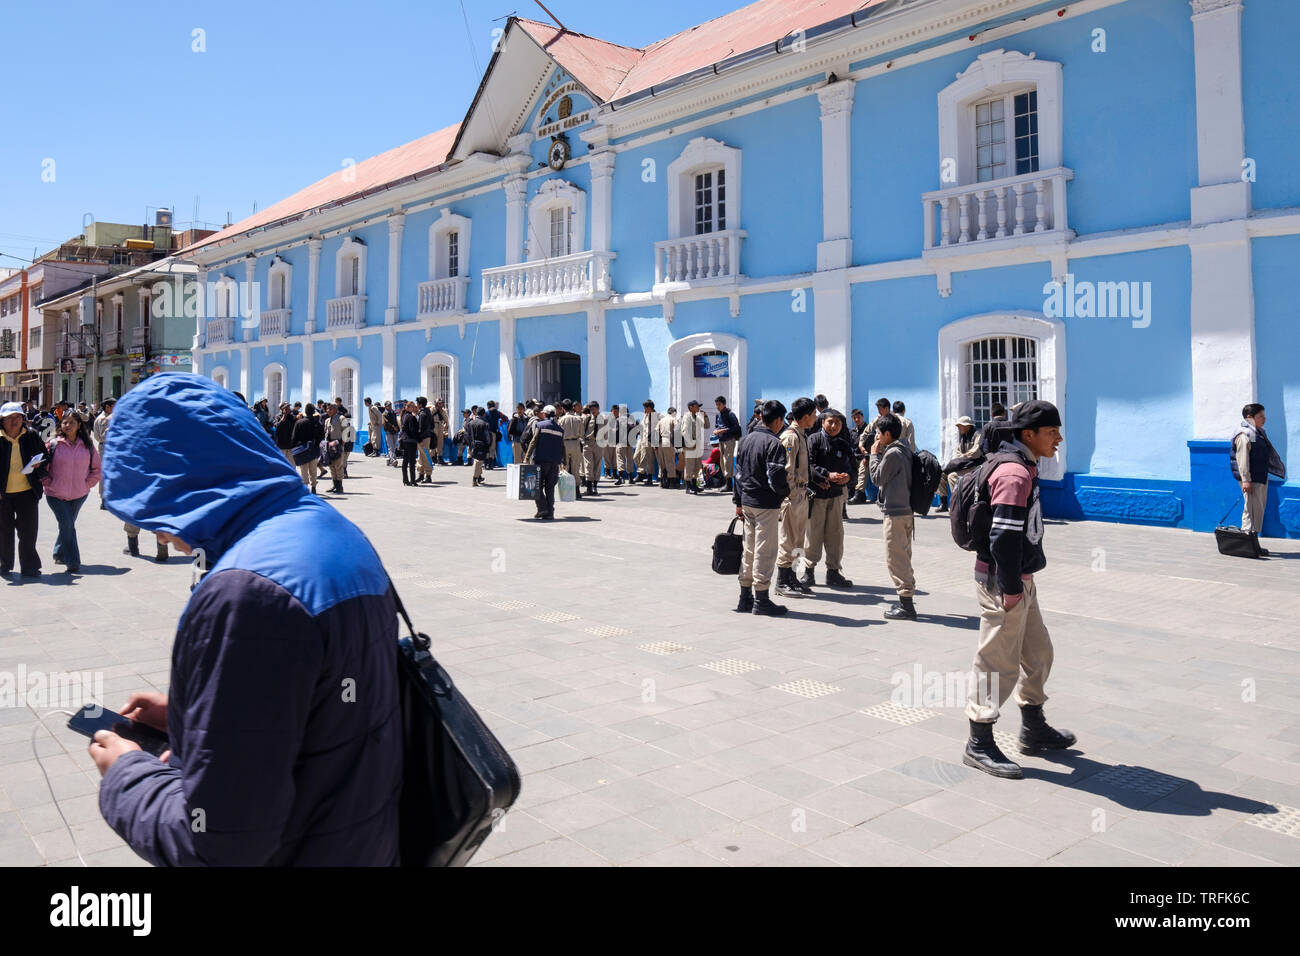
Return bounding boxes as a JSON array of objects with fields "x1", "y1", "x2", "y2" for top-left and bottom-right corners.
[{"x1": 949, "y1": 399, "x2": 1077, "y2": 779}]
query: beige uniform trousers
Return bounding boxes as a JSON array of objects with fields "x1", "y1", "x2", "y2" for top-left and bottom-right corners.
[
  {"x1": 634, "y1": 443, "x2": 655, "y2": 476},
  {"x1": 883, "y1": 513, "x2": 915, "y2": 597},
  {"x1": 583, "y1": 442, "x2": 601, "y2": 480},
  {"x1": 719, "y1": 438, "x2": 736, "y2": 480},
  {"x1": 283, "y1": 449, "x2": 295, "y2": 467},
  {"x1": 297, "y1": 462, "x2": 317, "y2": 491},
  {"x1": 855, "y1": 456, "x2": 871, "y2": 493},
  {"x1": 616, "y1": 446, "x2": 632, "y2": 476},
  {"x1": 563, "y1": 440, "x2": 583, "y2": 482},
  {"x1": 329, "y1": 454, "x2": 346, "y2": 481},
  {"x1": 965, "y1": 575, "x2": 1053, "y2": 723},
  {"x1": 512, "y1": 440, "x2": 524, "y2": 463},
  {"x1": 682, "y1": 455, "x2": 703, "y2": 482},
  {"x1": 739, "y1": 505, "x2": 780, "y2": 590},
  {"x1": 777, "y1": 486, "x2": 810, "y2": 569},
  {"x1": 417, "y1": 438, "x2": 432, "y2": 477},
  {"x1": 1241, "y1": 483, "x2": 1268, "y2": 533},
  {"x1": 603, "y1": 445, "x2": 619, "y2": 477},
  {"x1": 656, "y1": 445, "x2": 677, "y2": 478},
  {"x1": 803, "y1": 495, "x2": 847, "y2": 569}
]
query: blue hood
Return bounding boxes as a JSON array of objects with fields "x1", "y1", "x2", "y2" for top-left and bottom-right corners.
[{"x1": 103, "y1": 373, "x2": 308, "y2": 559}]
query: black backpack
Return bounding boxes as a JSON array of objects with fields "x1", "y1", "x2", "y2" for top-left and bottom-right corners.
[
  {"x1": 909, "y1": 449, "x2": 944, "y2": 516},
  {"x1": 950, "y1": 450, "x2": 1032, "y2": 551}
]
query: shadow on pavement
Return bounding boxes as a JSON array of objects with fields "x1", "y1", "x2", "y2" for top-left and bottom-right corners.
[{"x1": 915, "y1": 612, "x2": 981, "y2": 629}]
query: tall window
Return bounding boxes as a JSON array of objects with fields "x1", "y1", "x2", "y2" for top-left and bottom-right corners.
[
  {"x1": 447, "y1": 231, "x2": 459, "y2": 278},
  {"x1": 272, "y1": 273, "x2": 286, "y2": 309},
  {"x1": 975, "y1": 90, "x2": 1038, "y2": 182},
  {"x1": 966, "y1": 336, "x2": 1038, "y2": 424},
  {"x1": 426, "y1": 364, "x2": 450, "y2": 408},
  {"x1": 693, "y1": 168, "x2": 726, "y2": 234},
  {"x1": 549, "y1": 207, "x2": 571, "y2": 258},
  {"x1": 347, "y1": 257, "x2": 360, "y2": 296},
  {"x1": 267, "y1": 370, "x2": 283, "y2": 410}
]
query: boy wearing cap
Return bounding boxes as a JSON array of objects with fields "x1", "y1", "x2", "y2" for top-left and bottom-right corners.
[
  {"x1": 634, "y1": 400, "x2": 659, "y2": 486},
  {"x1": 963, "y1": 399, "x2": 1076, "y2": 779},
  {"x1": 680, "y1": 400, "x2": 710, "y2": 495},
  {"x1": 939, "y1": 416, "x2": 982, "y2": 512}
]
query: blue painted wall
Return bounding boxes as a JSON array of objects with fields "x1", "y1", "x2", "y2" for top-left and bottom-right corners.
[{"x1": 1243, "y1": 0, "x2": 1300, "y2": 211}]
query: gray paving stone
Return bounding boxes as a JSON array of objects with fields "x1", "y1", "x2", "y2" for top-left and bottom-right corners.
[{"x1": 569, "y1": 816, "x2": 679, "y2": 865}]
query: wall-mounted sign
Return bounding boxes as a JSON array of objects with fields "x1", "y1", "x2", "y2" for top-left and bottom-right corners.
[
  {"x1": 693, "y1": 353, "x2": 729, "y2": 378},
  {"x1": 537, "y1": 110, "x2": 591, "y2": 139}
]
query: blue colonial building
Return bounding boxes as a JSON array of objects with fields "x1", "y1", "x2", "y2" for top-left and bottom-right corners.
[{"x1": 181, "y1": 0, "x2": 1300, "y2": 537}]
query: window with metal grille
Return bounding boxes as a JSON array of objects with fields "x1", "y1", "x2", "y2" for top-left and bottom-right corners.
[
  {"x1": 447, "y1": 231, "x2": 459, "y2": 278},
  {"x1": 975, "y1": 91, "x2": 1039, "y2": 182},
  {"x1": 693, "y1": 168, "x2": 726, "y2": 234},
  {"x1": 427, "y1": 364, "x2": 450, "y2": 408},
  {"x1": 267, "y1": 371, "x2": 283, "y2": 411},
  {"x1": 965, "y1": 336, "x2": 1039, "y2": 425},
  {"x1": 548, "y1": 207, "x2": 571, "y2": 258},
  {"x1": 271, "y1": 273, "x2": 286, "y2": 309},
  {"x1": 349, "y1": 257, "x2": 360, "y2": 296}
]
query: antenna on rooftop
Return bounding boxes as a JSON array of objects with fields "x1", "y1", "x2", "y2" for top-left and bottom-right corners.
[{"x1": 534, "y1": 0, "x2": 566, "y2": 31}]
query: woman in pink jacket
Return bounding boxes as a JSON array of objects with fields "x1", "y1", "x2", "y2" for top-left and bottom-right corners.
[{"x1": 43, "y1": 413, "x2": 101, "y2": 573}]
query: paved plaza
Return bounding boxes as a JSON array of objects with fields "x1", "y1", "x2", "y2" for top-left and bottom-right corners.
[{"x1": 2, "y1": 454, "x2": 1298, "y2": 867}]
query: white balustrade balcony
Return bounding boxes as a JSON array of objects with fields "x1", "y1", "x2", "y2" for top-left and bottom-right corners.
[
  {"x1": 417, "y1": 277, "x2": 470, "y2": 317},
  {"x1": 654, "y1": 229, "x2": 746, "y2": 285},
  {"x1": 205, "y1": 317, "x2": 235, "y2": 347},
  {"x1": 923, "y1": 167, "x2": 1073, "y2": 250},
  {"x1": 129, "y1": 325, "x2": 149, "y2": 350},
  {"x1": 260, "y1": 308, "x2": 291, "y2": 338},
  {"x1": 325, "y1": 295, "x2": 366, "y2": 331},
  {"x1": 101, "y1": 329, "x2": 122, "y2": 354},
  {"x1": 480, "y1": 251, "x2": 615, "y2": 310}
]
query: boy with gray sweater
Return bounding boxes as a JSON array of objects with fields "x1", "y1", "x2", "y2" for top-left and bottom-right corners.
[{"x1": 869, "y1": 413, "x2": 917, "y2": 620}]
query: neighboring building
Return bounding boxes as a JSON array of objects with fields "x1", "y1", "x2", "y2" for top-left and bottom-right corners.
[
  {"x1": 40, "y1": 258, "x2": 199, "y2": 404},
  {"x1": 183, "y1": 0, "x2": 1300, "y2": 538}
]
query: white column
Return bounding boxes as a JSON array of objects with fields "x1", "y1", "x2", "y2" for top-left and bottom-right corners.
[
  {"x1": 813, "y1": 78, "x2": 856, "y2": 413},
  {"x1": 386, "y1": 212, "x2": 404, "y2": 325},
  {"x1": 585, "y1": 305, "x2": 606, "y2": 407},
  {"x1": 589, "y1": 150, "x2": 616, "y2": 254},
  {"x1": 238, "y1": 344, "x2": 251, "y2": 399},
  {"x1": 498, "y1": 314, "x2": 516, "y2": 407},
  {"x1": 241, "y1": 256, "x2": 257, "y2": 343},
  {"x1": 302, "y1": 336, "x2": 314, "y2": 402},
  {"x1": 306, "y1": 238, "x2": 322, "y2": 334},
  {"x1": 813, "y1": 272, "x2": 851, "y2": 414},
  {"x1": 1188, "y1": 0, "x2": 1253, "y2": 438},
  {"x1": 382, "y1": 327, "x2": 396, "y2": 401},
  {"x1": 503, "y1": 176, "x2": 527, "y2": 266},
  {"x1": 193, "y1": 268, "x2": 208, "y2": 350}
]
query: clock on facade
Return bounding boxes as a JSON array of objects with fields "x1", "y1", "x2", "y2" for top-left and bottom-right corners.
[{"x1": 547, "y1": 137, "x2": 570, "y2": 171}]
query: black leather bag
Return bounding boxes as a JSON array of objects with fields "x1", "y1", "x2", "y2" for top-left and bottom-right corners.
[
  {"x1": 1213, "y1": 501, "x2": 1263, "y2": 558},
  {"x1": 392, "y1": 585, "x2": 522, "y2": 867},
  {"x1": 712, "y1": 516, "x2": 743, "y2": 575}
]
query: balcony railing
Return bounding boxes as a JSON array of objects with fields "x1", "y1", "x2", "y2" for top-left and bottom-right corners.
[
  {"x1": 923, "y1": 167, "x2": 1073, "y2": 249},
  {"x1": 56, "y1": 335, "x2": 84, "y2": 360},
  {"x1": 260, "y1": 308, "x2": 291, "y2": 338},
  {"x1": 417, "y1": 277, "x2": 470, "y2": 317},
  {"x1": 654, "y1": 229, "x2": 746, "y2": 284},
  {"x1": 101, "y1": 329, "x2": 123, "y2": 354},
  {"x1": 481, "y1": 251, "x2": 615, "y2": 309},
  {"x1": 325, "y1": 295, "x2": 366, "y2": 330},
  {"x1": 205, "y1": 317, "x2": 235, "y2": 347}
]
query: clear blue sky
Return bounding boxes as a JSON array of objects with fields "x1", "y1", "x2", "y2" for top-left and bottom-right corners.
[{"x1": 0, "y1": 0, "x2": 744, "y2": 266}]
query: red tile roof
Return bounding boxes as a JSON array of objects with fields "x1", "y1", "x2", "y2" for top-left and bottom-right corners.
[{"x1": 183, "y1": 0, "x2": 889, "y2": 256}]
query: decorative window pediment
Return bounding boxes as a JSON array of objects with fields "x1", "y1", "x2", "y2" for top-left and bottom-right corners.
[
  {"x1": 430, "y1": 209, "x2": 472, "y2": 280},
  {"x1": 526, "y1": 179, "x2": 585, "y2": 261},
  {"x1": 666, "y1": 137, "x2": 742, "y2": 240}
]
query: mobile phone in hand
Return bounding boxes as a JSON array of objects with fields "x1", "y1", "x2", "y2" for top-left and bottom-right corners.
[{"x1": 67, "y1": 704, "x2": 170, "y2": 758}]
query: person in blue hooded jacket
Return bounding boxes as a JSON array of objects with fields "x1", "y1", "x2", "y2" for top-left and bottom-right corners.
[{"x1": 89, "y1": 373, "x2": 402, "y2": 866}]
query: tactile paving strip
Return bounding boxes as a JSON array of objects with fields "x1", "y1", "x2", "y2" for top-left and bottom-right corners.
[
  {"x1": 490, "y1": 600, "x2": 535, "y2": 611},
  {"x1": 859, "y1": 701, "x2": 941, "y2": 725},
  {"x1": 456, "y1": 588, "x2": 496, "y2": 601},
  {"x1": 1089, "y1": 765, "x2": 1184, "y2": 798},
  {"x1": 1245, "y1": 804, "x2": 1300, "y2": 839},
  {"x1": 773, "y1": 678, "x2": 842, "y2": 699},
  {"x1": 413, "y1": 578, "x2": 454, "y2": 589},
  {"x1": 532, "y1": 611, "x2": 580, "y2": 624},
  {"x1": 700, "y1": 659, "x2": 763, "y2": 676},
  {"x1": 639, "y1": 641, "x2": 692, "y2": 655},
  {"x1": 583, "y1": 624, "x2": 630, "y2": 637}
]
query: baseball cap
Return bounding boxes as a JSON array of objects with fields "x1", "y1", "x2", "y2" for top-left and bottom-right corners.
[
  {"x1": 543, "y1": 404, "x2": 556, "y2": 416},
  {"x1": 1010, "y1": 400, "x2": 1061, "y2": 431},
  {"x1": 0, "y1": 402, "x2": 23, "y2": 418}
]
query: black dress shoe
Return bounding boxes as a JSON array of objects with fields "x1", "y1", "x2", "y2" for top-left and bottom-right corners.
[
  {"x1": 20, "y1": 569, "x2": 41, "y2": 578},
  {"x1": 963, "y1": 720, "x2": 1022, "y2": 779},
  {"x1": 826, "y1": 568, "x2": 854, "y2": 589},
  {"x1": 1018, "y1": 704, "x2": 1077, "y2": 753}
]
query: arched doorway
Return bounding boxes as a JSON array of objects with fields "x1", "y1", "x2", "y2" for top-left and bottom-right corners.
[{"x1": 523, "y1": 351, "x2": 581, "y2": 406}]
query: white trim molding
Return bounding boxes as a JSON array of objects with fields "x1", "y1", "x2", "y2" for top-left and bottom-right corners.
[
  {"x1": 429, "y1": 208, "x2": 473, "y2": 281},
  {"x1": 527, "y1": 178, "x2": 586, "y2": 261},
  {"x1": 263, "y1": 361, "x2": 288, "y2": 408},
  {"x1": 937, "y1": 311, "x2": 1066, "y2": 480},
  {"x1": 328, "y1": 354, "x2": 361, "y2": 417},
  {"x1": 938, "y1": 49, "x2": 1063, "y2": 188},
  {"x1": 667, "y1": 331, "x2": 746, "y2": 419},
  {"x1": 666, "y1": 136, "x2": 742, "y2": 240},
  {"x1": 419, "y1": 350, "x2": 460, "y2": 426},
  {"x1": 208, "y1": 364, "x2": 230, "y2": 390}
]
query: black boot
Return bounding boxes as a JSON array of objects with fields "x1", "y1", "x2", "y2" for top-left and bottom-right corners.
[
  {"x1": 963, "y1": 720, "x2": 1023, "y2": 779},
  {"x1": 1018, "y1": 704, "x2": 1077, "y2": 754},
  {"x1": 736, "y1": 585, "x2": 754, "y2": 613},
  {"x1": 775, "y1": 566, "x2": 802, "y2": 599},
  {"x1": 848, "y1": 490, "x2": 867, "y2": 505},
  {"x1": 336, "y1": 480, "x2": 344, "y2": 494},
  {"x1": 937, "y1": 499, "x2": 949, "y2": 513},
  {"x1": 826, "y1": 568, "x2": 854, "y2": 589},
  {"x1": 155, "y1": 542, "x2": 169, "y2": 563},
  {"x1": 798, "y1": 566, "x2": 816, "y2": 589},
  {"x1": 884, "y1": 595, "x2": 918, "y2": 620},
  {"x1": 125, "y1": 535, "x2": 140, "y2": 557},
  {"x1": 614, "y1": 475, "x2": 623, "y2": 487},
  {"x1": 752, "y1": 589, "x2": 788, "y2": 616}
]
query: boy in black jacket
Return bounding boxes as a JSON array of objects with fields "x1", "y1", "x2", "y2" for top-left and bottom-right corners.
[
  {"x1": 803, "y1": 408, "x2": 855, "y2": 589},
  {"x1": 733, "y1": 400, "x2": 790, "y2": 616}
]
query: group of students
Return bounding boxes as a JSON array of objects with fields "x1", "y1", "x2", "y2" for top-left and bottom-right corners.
[{"x1": 267, "y1": 399, "x2": 357, "y2": 495}]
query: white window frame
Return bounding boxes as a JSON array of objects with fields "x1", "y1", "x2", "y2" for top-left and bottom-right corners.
[
  {"x1": 666, "y1": 331, "x2": 746, "y2": 423},
  {"x1": 938, "y1": 312, "x2": 1065, "y2": 480},
  {"x1": 419, "y1": 350, "x2": 459, "y2": 426},
  {"x1": 335, "y1": 237, "x2": 367, "y2": 298},
  {"x1": 938, "y1": 50, "x2": 1062, "y2": 189},
  {"x1": 429, "y1": 209, "x2": 472, "y2": 280},
  {"x1": 268, "y1": 256, "x2": 292, "y2": 310},
  {"x1": 209, "y1": 365, "x2": 230, "y2": 390},
  {"x1": 526, "y1": 179, "x2": 585, "y2": 261},
  {"x1": 666, "y1": 137, "x2": 742, "y2": 240},
  {"x1": 264, "y1": 361, "x2": 287, "y2": 410},
  {"x1": 329, "y1": 355, "x2": 360, "y2": 417},
  {"x1": 212, "y1": 275, "x2": 238, "y2": 318}
]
